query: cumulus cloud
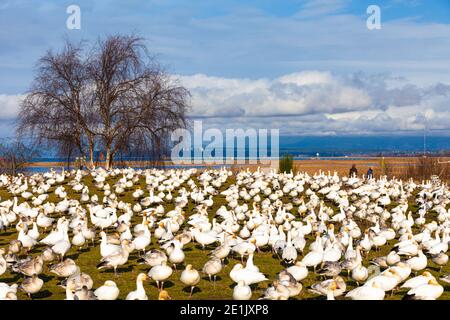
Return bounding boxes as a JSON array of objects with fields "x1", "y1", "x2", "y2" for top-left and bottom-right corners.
[
  {"x1": 179, "y1": 71, "x2": 373, "y2": 118},
  {"x1": 0, "y1": 94, "x2": 24, "y2": 119},
  {"x1": 1, "y1": 71, "x2": 450, "y2": 137},
  {"x1": 177, "y1": 71, "x2": 450, "y2": 135}
]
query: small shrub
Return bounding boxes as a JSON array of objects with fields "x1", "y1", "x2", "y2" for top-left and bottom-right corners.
[
  {"x1": 406, "y1": 156, "x2": 449, "y2": 182},
  {"x1": 279, "y1": 154, "x2": 294, "y2": 173}
]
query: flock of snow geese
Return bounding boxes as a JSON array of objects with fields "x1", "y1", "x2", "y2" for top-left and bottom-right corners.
[{"x1": 0, "y1": 166, "x2": 449, "y2": 300}]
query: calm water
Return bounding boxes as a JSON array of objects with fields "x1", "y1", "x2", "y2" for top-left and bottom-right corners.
[
  {"x1": 30, "y1": 135, "x2": 450, "y2": 163},
  {"x1": 279, "y1": 135, "x2": 450, "y2": 157}
]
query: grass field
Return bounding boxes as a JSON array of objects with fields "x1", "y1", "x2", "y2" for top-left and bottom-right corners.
[{"x1": 0, "y1": 170, "x2": 449, "y2": 300}]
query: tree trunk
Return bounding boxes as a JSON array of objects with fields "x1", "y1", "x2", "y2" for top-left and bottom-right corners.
[
  {"x1": 11, "y1": 154, "x2": 16, "y2": 176},
  {"x1": 88, "y1": 140, "x2": 94, "y2": 169},
  {"x1": 105, "y1": 146, "x2": 111, "y2": 170},
  {"x1": 66, "y1": 147, "x2": 72, "y2": 170}
]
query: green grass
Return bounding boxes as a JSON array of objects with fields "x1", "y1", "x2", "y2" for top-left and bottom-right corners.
[{"x1": 0, "y1": 171, "x2": 449, "y2": 300}]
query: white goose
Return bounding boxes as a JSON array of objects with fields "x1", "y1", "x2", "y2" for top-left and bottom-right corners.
[
  {"x1": 100, "y1": 231, "x2": 122, "y2": 258},
  {"x1": 401, "y1": 271, "x2": 435, "y2": 290},
  {"x1": 132, "y1": 222, "x2": 151, "y2": 255},
  {"x1": 233, "y1": 281, "x2": 252, "y2": 300},
  {"x1": 180, "y1": 264, "x2": 201, "y2": 298},
  {"x1": 126, "y1": 273, "x2": 148, "y2": 300},
  {"x1": 405, "y1": 278, "x2": 443, "y2": 300},
  {"x1": 52, "y1": 225, "x2": 71, "y2": 260},
  {"x1": 301, "y1": 245, "x2": 323, "y2": 271},
  {"x1": 346, "y1": 282, "x2": 385, "y2": 300},
  {"x1": 95, "y1": 280, "x2": 120, "y2": 300},
  {"x1": 229, "y1": 263, "x2": 267, "y2": 286},
  {"x1": 148, "y1": 262, "x2": 173, "y2": 291},
  {"x1": 285, "y1": 261, "x2": 308, "y2": 282},
  {"x1": 406, "y1": 250, "x2": 427, "y2": 272}
]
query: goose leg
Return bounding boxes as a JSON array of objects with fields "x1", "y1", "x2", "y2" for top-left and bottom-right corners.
[
  {"x1": 390, "y1": 287, "x2": 396, "y2": 297},
  {"x1": 189, "y1": 286, "x2": 194, "y2": 298}
]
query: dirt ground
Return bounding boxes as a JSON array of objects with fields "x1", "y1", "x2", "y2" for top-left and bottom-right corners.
[{"x1": 293, "y1": 157, "x2": 450, "y2": 180}]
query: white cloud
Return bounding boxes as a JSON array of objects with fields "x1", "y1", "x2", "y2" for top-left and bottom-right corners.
[
  {"x1": 1, "y1": 70, "x2": 450, "y2": 137},
  {"x1": 0, "y1": 94, "x2": 24, "y2": 119},
  {"x1": 179, "y1": 71, "x2": 373, "y2": 118},
  {"x1": 178, "y1": 71, "x2": 450, "y2": 135},
  {"x1": 277, "y1": 71, "x2": 333, "y2": 86},
  {"x1": 295, "y1": 0, "x2": 349, "y2": 19}
]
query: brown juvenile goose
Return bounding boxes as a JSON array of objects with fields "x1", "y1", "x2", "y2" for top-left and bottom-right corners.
[
  {"x1": 8, "y1": 240, "x2": 22, "y2": 254},
  {"x1": 19, "y1": 274, "x2": 44, "y2": 298},
  {"x1": 74, "y1": 286, "x2": 97, "y2": 300},
  {"x1": 59, "y1": 268, "x2": 94, "y2": 291},
  {"x1": 41, "y1": 247, "x2": 56, "y2": 262},
  {"x1": 49, "y1": 258, "x2": 78, "y2": 278},
  {"x1": 12, "y1": 255, "x2": 44, "y2": 276}
]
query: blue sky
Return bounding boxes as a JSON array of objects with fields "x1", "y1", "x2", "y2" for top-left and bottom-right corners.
[{"x1": 1, "y1": 0, "x2": 450, "y2": 137}]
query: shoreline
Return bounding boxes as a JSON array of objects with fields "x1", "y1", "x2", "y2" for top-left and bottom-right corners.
[
  {"x1": 22, "y1": 156, "x2": 450, "y2": 179},
  {"x1": 25, "y1": 156, "x2": 450, "y2": 167}
]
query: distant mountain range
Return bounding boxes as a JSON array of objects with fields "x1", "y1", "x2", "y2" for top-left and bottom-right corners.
[{"x1": 26, "y1": 135, "x2": 450, "y2": 162}]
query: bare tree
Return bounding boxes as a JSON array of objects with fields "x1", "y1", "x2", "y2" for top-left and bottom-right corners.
[
  {"x1": 18, "y1": 40, "x2": 97, "y2": 167},
  {"x1": 0, "y1": 140, "x2": 39, "y2": 175},
  {"x1": 18, "y1": 34, "x2": 190, "y2": 170},
  {"x1": 86, "y1": 35, "x2": 189, "y2": 169}
]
